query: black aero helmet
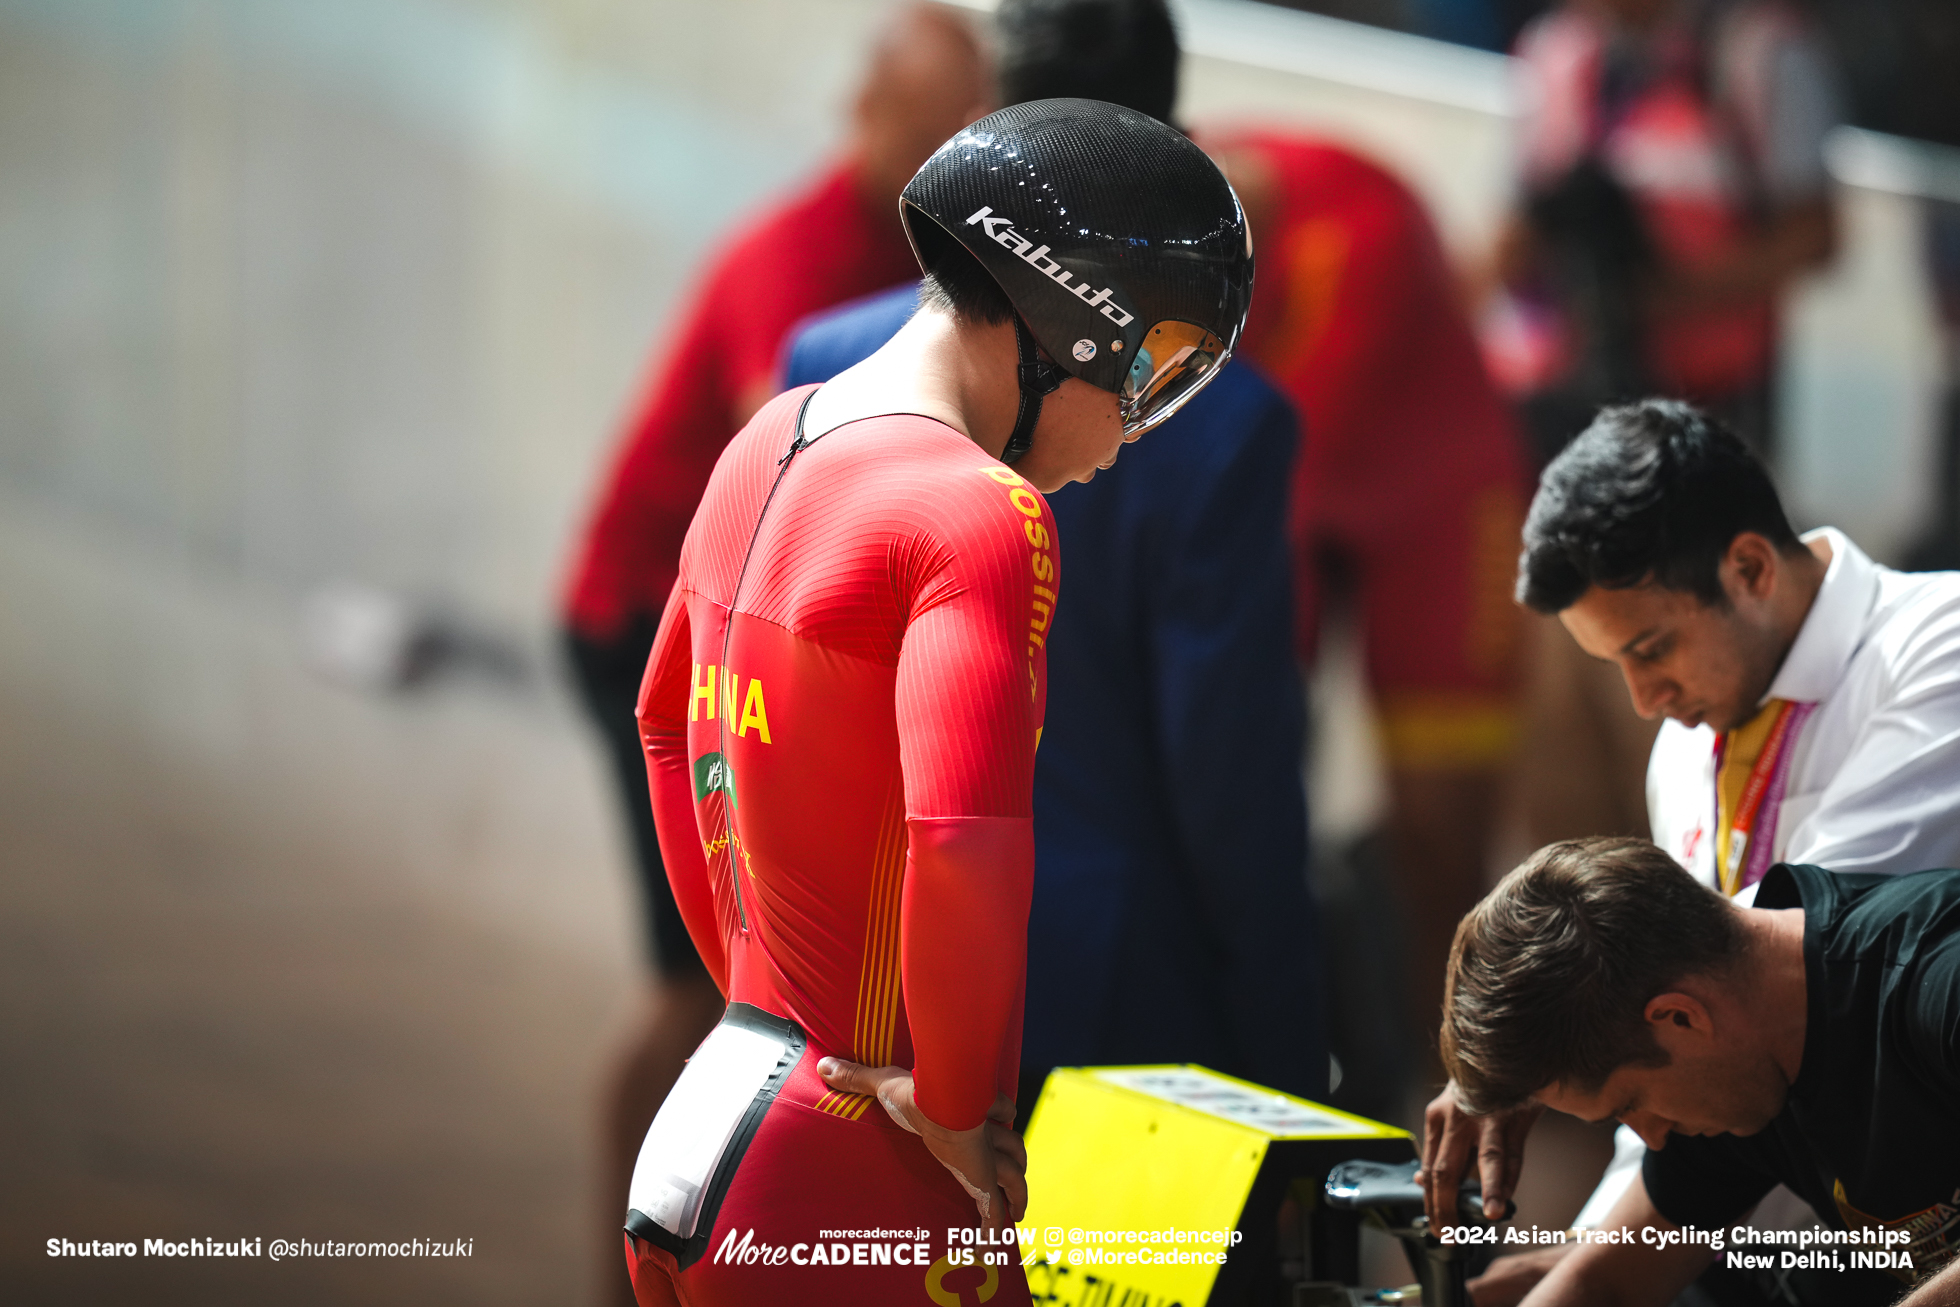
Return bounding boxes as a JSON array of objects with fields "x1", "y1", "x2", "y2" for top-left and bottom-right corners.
[{"x1": 900, "y1": 98, "x2": 1253, "y2": 461}]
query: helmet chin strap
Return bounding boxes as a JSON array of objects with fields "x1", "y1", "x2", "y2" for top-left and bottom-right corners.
[{"x1": 1002, "y1": 315, "x2": 1067, "y2": 466}]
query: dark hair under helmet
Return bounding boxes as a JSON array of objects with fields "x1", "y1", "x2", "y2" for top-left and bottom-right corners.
[{"x1": 901, "y1": 98, "x2": 1253, "y2": 461}]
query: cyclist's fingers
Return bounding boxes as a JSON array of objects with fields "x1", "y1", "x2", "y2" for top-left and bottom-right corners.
[
  {"x1": 997, "y1": 1153, "x2": 1029, "y2": 1222},
  {"x1": 818, "y1": 1058, "x2": 909, "y2": 1101},
  {"x1": 992, "y1": 1123, "x2": 1028, "y2": 1174}
]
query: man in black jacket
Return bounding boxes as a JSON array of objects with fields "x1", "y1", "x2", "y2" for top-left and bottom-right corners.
[{"x1": 1439, "y1": 836, "x2": 1960, "y2": 1306}]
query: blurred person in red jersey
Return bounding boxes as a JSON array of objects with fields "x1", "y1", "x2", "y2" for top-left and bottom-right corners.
[
  {"x1": 1483, "y1": 0, "x2": 1841, "y2": 464},
  {"x1": 1202, "y1": 129, "x2": 1532, "y2": 1112},
  {"x1": 559, "y1": 8, "x2": 990, "y2": 1303}
]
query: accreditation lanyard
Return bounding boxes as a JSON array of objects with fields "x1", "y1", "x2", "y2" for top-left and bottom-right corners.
[{"x1": 1712, "y1": 698, "x2": 1816, "y2": 897}]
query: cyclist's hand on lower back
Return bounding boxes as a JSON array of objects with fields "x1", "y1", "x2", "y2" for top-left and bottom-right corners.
[
  {"x1": 817, "y1": 1058, "x2": 1027, "y2": 1231},
  {"x1": 1417, "y1": 1081, "x2": 1541, "y2": 1228}
]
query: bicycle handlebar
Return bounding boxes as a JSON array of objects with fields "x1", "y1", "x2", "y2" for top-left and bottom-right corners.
[{"x1": 1323, "y1": 1158, "x2": 1516, "y2": 1226}]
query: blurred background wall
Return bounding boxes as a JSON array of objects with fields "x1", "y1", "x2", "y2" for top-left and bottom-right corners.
[
  {"x1": 1, "y1": 2, "x2": 903, "y2": 1301},
  {"x1": 2, "y1": 0, "x2": 1955, "y2": 1302}
]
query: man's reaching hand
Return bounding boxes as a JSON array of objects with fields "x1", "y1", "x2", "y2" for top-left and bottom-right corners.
[{"x1": 1418, "y1": 1080, "x2": 1541, "y2": 1228}]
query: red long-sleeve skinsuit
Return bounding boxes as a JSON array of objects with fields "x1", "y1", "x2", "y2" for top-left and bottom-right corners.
[{"x1": 628, "y1": 387, "x2": 1052, "y2": 1306}]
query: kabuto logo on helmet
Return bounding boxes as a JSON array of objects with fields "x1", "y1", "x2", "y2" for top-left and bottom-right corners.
[{"x1": 965, "y1": 206, "x2": 1136, "y2": 327}]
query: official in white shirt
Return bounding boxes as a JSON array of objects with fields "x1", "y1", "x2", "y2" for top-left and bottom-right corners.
[
  {"x1": 1419, "y1": 398, "x2": 1960, "y2": 1307},
  {"x1": 1648, "y1": 524, "x2": 1960, "y2": 898}
]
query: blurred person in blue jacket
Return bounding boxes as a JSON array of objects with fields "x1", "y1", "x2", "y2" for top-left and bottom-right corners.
[{"x1": 782, "y1": 0, "x2": 1327, "y2": 1121}]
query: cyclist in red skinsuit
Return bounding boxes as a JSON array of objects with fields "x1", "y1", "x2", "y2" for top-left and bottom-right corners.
[
  {"x1": 623, "y1": 100, "x2": 1251, "y2": 1307},
  {"x1": 631, "y1": 389, "x2": 1052, "y2": 1305},
  {"x1": 566, "y1": 19, "x2": 993, "y2": 1303}
]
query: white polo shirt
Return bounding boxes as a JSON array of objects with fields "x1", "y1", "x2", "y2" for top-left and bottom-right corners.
[{"x1": 1579, "y1": 526, "x2": 1960, "y2": 1228}]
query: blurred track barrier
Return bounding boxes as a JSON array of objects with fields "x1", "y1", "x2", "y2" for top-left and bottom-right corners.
[
  {"x1": 1781, "y1": 127, "x2": 1959, "y2": 561},
  {"x1": 946, "y1": 0, "x2": 1516, "y2": 252},
  {"x1": 1829, "y1": 128, "x2": 1960, "y2": 207}
]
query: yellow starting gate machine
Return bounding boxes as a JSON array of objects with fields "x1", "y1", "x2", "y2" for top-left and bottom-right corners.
[{"x1": 1016, "y1": 1065, "x2": 1416, "y2": 1306}]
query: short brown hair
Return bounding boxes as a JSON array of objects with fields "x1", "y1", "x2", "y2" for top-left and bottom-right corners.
[
  {"x1": 916, "y1": 241, "x2": 1014, "y2": 326},
  {"x1": 1441, "y1": 837, "x2": 1744, "y2": 1114}
]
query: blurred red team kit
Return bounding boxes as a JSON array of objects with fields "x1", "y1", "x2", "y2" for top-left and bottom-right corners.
[
  {"x1": 566, "y1": 162, "x2": 919, "y2": 644},
  {"x1": 1217, "y1": 131, "x2": 1526, "y2": 762}
]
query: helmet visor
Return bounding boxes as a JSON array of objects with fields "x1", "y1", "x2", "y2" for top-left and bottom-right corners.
[{"x1": 1119, "y1": 320, "x2": 1230, "y2": 436}]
